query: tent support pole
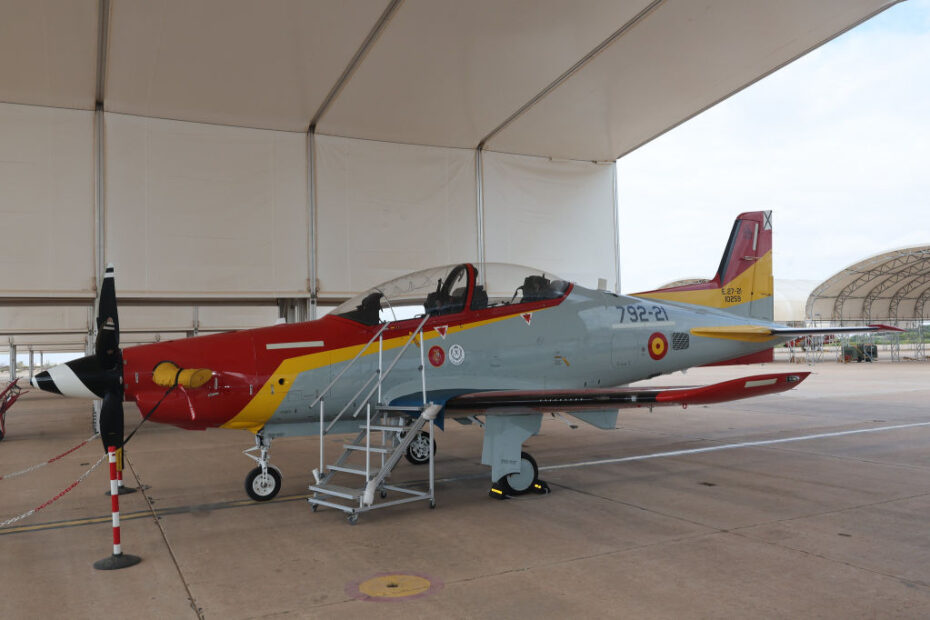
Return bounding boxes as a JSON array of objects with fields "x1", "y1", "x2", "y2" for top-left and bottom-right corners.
[{"x1": 475, "y1": 148, "x2": 486, "y2": 279}]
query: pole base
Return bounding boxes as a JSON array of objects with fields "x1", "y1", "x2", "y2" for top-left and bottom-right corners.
[
  {"x1": 93, "y1": 553, "x2": 141, "y2": 570},
  {"x1": 105, "y1": 486, "x2": 138, "y2": 496}
]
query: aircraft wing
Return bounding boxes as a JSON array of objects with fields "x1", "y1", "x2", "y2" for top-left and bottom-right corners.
[{"x1": 444, "y1": 372, "x2": 810, "y2": 418}]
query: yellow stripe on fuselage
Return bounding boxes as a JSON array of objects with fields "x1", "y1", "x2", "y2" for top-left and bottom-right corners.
[
  {"x1": 221, "y1": 309, "x2": 544, "y2": 433},
  {"x1": 636, "y1": 251, "x2": 772, "y2": 309}
]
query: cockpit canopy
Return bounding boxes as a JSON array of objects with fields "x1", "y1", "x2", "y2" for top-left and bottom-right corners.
[{"x1": 333, "y1": 263, "x2": 570, "y2": 325}]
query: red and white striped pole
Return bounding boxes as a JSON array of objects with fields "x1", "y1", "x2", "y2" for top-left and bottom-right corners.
[
  {"x1": 93, "y1": 446, "x2": 141, "y2": 570},
  {"x1": 108, "y1": 449, "x2": 137, "y2": 495}
]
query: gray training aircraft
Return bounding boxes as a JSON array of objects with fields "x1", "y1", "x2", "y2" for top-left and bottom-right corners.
[{"x1": 31, "y1": 211, "x2": 887, "y2": 520}]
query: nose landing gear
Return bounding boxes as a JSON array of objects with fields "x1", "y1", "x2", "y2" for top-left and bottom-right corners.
[{"x1": 244, "y1": 431, "x2": 282, "y2": 501}]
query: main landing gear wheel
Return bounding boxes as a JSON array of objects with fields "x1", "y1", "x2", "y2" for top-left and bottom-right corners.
[
  {"x1": 499, "y1": 451, "x2": 538, "y2": 495},
  {"x1": 245, "y1": 466, "x2": 282, "y2": 501},
  {"x1": 493, "y1": 452, "x2": 550, "y2": 498},
  {"x1": 404, "y1": 431, "x2": 437, "y2": 465}
]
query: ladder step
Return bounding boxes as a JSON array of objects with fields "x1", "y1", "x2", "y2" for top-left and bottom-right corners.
[
  {"x1": 344, "y1": 444, "x2": 392, "y2": 454},
  {"x1": 307, "y1": 496, "x2": 355, "y2": 513},
  {"x1": 377, "y1": 404, "x2": 425, "y2": 412},
  {"x1": 327, "y1": 464, "x2": 367, "y2": 476},
  {"x1": 309, "y1": 483, "x2": 364, "y2": 500},
  {"x1": 364, "y1": 424, "x2": 409, "y2": 432}
]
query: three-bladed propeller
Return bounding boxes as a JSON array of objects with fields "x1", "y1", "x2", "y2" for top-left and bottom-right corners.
[{"x1": 30, "y1": 264, "x2": 214, "y2": 450}]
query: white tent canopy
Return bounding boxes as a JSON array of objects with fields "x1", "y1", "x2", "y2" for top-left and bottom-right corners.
[
  {"x1": 0, "y1": 0, "x2": 897, "y2": 159},
  {"x1": 0, "y1": 0, "x2": 899, "y2": 350}
]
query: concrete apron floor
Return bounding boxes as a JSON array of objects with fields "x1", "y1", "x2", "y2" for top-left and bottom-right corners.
[{"x1": 1, "y1": 361, "x2": 929, "y2": 619}]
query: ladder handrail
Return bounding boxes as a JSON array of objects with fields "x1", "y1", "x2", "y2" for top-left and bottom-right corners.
[
  {"x1": 309, "y1": 321, "x2": 391, "y2": 410},
  {"x1": 325, "y1": 314, "x2": 430, "y2": 434}
]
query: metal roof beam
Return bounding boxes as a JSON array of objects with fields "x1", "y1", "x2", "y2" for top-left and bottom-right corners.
[
  {"x1": 308, "y1": 0, "x2": 403, "y2": 132},
  {"x1": 888, "y1": 275, "x2": 930, "y2": 321}
]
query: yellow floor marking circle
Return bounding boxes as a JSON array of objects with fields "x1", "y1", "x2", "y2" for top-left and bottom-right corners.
[{"x1": 358, "y1": 574, "x2": 431, "y2": 599}]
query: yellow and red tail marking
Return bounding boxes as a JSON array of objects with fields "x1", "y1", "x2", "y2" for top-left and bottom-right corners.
[{"x1": 634, "y1": 211, "x2": 773, "y2": 315}]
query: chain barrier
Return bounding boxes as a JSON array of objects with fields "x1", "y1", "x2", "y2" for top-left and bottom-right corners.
[
  {"x1": 0, "y1": 434, "x2": 100, "y2": 481},
  {"x1": 0, "y1": 453, "x2": 107, "y2": 529}
]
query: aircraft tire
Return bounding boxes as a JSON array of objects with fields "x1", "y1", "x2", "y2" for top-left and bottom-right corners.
[
  {"x1": 404, "y1": 431, "x2": 437, "y2": 465},
  {"x1": 245, "y1": 465, "x2": 282, "y2": 501},
  {"x1": 500, "y1": 452, "x2": 538, "y2": 496}
]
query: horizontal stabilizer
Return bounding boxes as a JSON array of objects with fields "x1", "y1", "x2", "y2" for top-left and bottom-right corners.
[
  {"x1": 690, "y1": 326, "x2": 776, "y2": 343},
  {"x1": 691, "y1": 323, "x2": 902, "y2": 343}
]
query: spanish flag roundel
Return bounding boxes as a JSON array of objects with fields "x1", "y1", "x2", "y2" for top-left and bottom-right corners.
[{"x1": 648, "y1": 332, "x2": 668, "y2": 361}]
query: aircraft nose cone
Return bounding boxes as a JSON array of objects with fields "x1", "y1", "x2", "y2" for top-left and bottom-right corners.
[{"x1": 31, "y1": 370, "x2": 60, "y2": 394}]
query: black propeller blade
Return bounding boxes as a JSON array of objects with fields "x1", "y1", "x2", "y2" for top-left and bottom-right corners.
[
  {"x1": 100, "y1": 386, "x2": 125, "y2": 450},
  {"x1": 95, "y1": 264, "x2": 120, "y2": 370},
  {"x1": 95, "y1": 264, "x2": 124, "y2": 451}
]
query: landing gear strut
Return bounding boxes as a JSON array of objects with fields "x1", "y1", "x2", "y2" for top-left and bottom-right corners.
[
  {"x1": 244, "y1": 431, "x2": 282, "y2": 501},
  {"x1": 489, "y1": 452, "x2": 550, "y2": 499}
]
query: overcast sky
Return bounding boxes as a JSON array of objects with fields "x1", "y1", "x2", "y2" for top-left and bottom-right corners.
[{"x1": 617, "y1": 0, "x2": 930, "y2": 294}]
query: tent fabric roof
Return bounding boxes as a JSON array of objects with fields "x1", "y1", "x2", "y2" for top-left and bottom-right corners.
[
  {"x1": 0, "y1": 0, "x2": 899, "y2": 161},
  {"x1": 806, "y1": 247, "x2": 930, "y2": 323}
]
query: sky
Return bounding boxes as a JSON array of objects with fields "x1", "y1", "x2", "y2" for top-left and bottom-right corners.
[{"x1": 617, "y1": 0, "x2": 930, "y2": 294}]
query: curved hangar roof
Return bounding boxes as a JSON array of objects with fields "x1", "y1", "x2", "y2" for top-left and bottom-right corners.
[
  {"x1": 0, "y1": 0, "x2": 898, "y2": 161},
  {"x1": 806, "y1": 247, "x2": 930, "y2": 323}
]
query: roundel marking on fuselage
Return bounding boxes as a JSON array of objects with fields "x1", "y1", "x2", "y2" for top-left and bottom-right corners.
[
  {"x1": 648, "y1": 332, "x2": 668, "y2": 361},
  {"x1": 428, "y1": 345, "x2": 445, "y2": 367}
]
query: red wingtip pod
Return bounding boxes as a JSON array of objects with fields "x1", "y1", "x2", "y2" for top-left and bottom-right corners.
[{"x1": 655, "y1": 371, "x2": 810, "y2": 406}]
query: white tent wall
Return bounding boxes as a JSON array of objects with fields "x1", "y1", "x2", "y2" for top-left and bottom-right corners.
[
  {"x1": 197, "y1": 305, "x2": 279, "y2": 331},
  {"x1": 314, "y1": 134, "x2": 478, "y2": 298},
  {"x1": 0, "y1": 103, "x2": 95, "y2": 294},
  {"x1": 104, "y1": 113, "x2": 309, "y2": 297},
  {"x1": 482, "y1": 151, "x2": 618, "y2": 291},
  {"x1": 118, "y1": 304, "x2": 278, "y2": 338},
  {"x1": 0, "y1": 306, "x2": 89, "y2": 335}
]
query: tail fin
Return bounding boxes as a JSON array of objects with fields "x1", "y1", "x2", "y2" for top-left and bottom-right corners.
[{"x1": 634, "y1": 211, "x2": 774, "y2": 321}]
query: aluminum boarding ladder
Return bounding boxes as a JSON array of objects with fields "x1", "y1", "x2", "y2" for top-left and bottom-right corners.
[
  {"x1": 308, "y1": 403, "x2": 440, "y2": 524},
  {"x1": 308, "y1": 315, "x2": 438, "y2": 524}
]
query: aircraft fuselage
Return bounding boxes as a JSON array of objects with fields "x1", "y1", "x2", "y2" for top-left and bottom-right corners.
[{"x1": 117, "y1": 284, "x2": 781, "y2": 437}]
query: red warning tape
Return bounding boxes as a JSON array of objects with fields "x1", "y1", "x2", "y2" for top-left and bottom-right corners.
[
  {"x1": 0, "y1": 453, "x2": 106, "y2": 529},
  {"x1": 0, "y1": 434, "x2": 99, "y2": 481}
]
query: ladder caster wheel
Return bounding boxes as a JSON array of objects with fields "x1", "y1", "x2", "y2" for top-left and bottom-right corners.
[
  {"x1": 380, "y1": 489, "x2": 388, "y2": 499},
  {"x1": 310, "y1": 504, "x2": 318, "y2": 512},
  {"x1": 429, "y1": 499, "x2": 436, "y2": 509},
  {"x1": 347, "y1": 513, "x2": 359, "y2": 525}
]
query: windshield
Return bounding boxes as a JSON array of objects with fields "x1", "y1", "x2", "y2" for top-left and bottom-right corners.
[{"x1": 332, "y1": 263, "x2": 569, "y2": 325}]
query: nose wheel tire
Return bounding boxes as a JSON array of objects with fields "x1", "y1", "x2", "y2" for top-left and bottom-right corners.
[
  {"x1": 245, "y1": 466, "x2": 282, "y2": 501},
  {"x1": 499, "y1": 452, "x2": 538, "y2": 496},
  {"x1": 404, "y1": 431, "x2": 437, "y2": 465}
]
